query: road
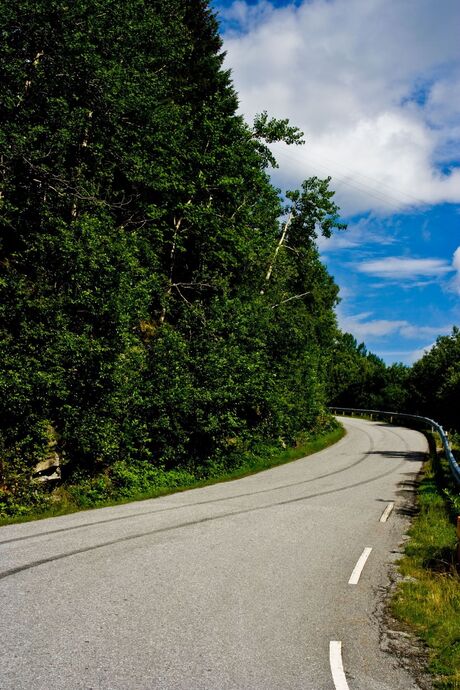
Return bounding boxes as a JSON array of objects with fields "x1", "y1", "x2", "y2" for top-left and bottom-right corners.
[{"x1": 0, "y1": 417, "x2": 428, "y2": 690}]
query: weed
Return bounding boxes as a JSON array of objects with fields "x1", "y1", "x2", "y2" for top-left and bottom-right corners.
[{"x1": 391, "y1": 444, "x2": 460, "y2": 689}]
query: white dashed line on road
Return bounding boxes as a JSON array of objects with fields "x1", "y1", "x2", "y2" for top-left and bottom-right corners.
[
  {"x1": 329, "y1": 641, "x2": 350, "y2": 690},
  {"x1": 379, "y1": 502, "x2": 394, "y2": 523},
  {"x1": 348, "y1": 546, "x2": 372, "y2": 585}
]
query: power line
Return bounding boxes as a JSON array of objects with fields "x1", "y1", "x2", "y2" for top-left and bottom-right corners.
[
  {"x1": 275, "y1": 148, "x2": 412, "y2": 211},
  {"x1": 273, "y1": 147, "x2": 426, "y2": 212},
  {"x1": 304, "y1": 149, "x2": 427, "y2": 207}
]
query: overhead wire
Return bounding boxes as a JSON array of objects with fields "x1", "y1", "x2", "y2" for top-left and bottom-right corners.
[
  {"x1": 303, "y1": 148, "x2": 427, "y2": 207},
  {"x1": 272, "y1": 146, "x2": 427, "y2": 212},
  {"x1": 274, "y1": 148, "x2": 411, "y2": 211}
]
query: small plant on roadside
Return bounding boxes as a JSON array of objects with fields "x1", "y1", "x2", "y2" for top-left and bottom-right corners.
[{"x1": 392, "y1": 445, "x2": 460, "y2": 689}]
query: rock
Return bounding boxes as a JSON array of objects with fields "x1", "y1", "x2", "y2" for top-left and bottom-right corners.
[{"x1": 33, "y1": 424, "x2": 61, "y2": 482}]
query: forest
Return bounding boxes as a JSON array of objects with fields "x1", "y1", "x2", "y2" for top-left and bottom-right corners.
[{"x1": 0, "y1": 0, "x2": 458, "y2": 518}]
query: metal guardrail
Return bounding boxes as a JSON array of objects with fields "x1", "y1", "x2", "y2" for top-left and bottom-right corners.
[{"x1": 330, "y1": 406, "x2": 460, "y2": 488}]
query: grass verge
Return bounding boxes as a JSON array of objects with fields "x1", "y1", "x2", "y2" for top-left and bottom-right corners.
[
  {"x1": 0, "y1": 424, "x2": 345, "y2": 527},
  {"x1": 391, "y1": 436, "x2": 460, "y2": 689}
]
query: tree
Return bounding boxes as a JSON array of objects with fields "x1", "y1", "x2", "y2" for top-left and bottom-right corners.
[
  {"x1": 327, "y1": 335, "x2": 408, "y2": 411},
  {"x1": 408, "y1": 328, "x2": 460, "y2": 430},
  {"x1": 0, "y1": 0, "x2": 347, "y2": 514}
]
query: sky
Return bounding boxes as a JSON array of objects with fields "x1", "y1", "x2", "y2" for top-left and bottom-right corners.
[{"x1": 212, "y1": 0, "x2": 460, "y2": 365}]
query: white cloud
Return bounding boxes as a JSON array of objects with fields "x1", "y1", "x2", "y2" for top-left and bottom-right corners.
[
  {"x1": 377, "y1": 344, "x2": 435, "y2": 364},
  {"x1": 407, "y1": 343, "x2": 436, "y2": 363},
  {"x1": 451, "y1": 246, "x2": 460, "y2": 294},
  {"x1": 338, "y1": 311, "x2": 409, "y2": 339},
  {"x1": 220, "y1": 0, "x2": 460, "y2": 215},
  {"x1": 317, "y1": 215, "x2": 397, "y2": 252},
  {"x1": 337, "y1": 310, "x2": 453, "y2": 342},
  {"x1": 219, "y1": 0, "x2": 275, "y2": 32},
  {"x1": 399, "y1": 324, "x2": 453, "y2": 339},
  {"x1": 368, "y1": 278, "x2": 440, "y2": 290},
  {"x1": 354, "y1": 248, "x2": 460, "y2": 289},
  {"x1": 356, "y1": 256, "x2": 453, "y2": 280}
]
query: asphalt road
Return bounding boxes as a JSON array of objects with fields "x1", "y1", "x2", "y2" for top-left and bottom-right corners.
[{"x1": 0, "y1": 417, "x2": 428, "y2": 690}]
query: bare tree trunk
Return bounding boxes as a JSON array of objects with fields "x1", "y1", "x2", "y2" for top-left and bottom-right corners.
[
  {"x1": 159, "y1": 200, "x2": 192, "y2": 324},
  {"x1": 71, "y1": 110, "x2": 93, "y2": 218},
  {"x1": 23, "y1": 51, "x2": 44, "y2": 96},
  {"x1": 260, "y1": 211, "x2": 293, "y2": 294}
]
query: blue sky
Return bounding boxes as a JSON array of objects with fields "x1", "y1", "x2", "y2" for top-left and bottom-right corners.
[{"x1": 213, "y1": 0, "x2": 460, "y2": 365}]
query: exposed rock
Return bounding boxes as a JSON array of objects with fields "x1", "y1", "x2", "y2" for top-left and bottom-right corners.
[{"x1": 33, "y1": 424, "x2": 61, "y2": 482}]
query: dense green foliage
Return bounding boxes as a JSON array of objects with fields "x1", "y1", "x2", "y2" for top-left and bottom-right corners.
[
  {"x1": 329, "y1": 329, "x2": 460, "y2": 433},
  {"x1": 329, "y1": 332, "x2": 410, "y2": 411},
  {"x1": 0, "y1": 0, "x2": 346, "y2": 516},
  {"x1": 408, "y1": 328, "x2": 460, "y2": 432}
]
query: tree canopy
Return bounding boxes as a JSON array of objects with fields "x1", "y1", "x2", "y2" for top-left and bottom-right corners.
[
  {"x1": 408, "y1": 328, "x2": 460, "y2": 431},
  {"x1": 0, "y1": 0, "x2": 348, "y2": 515}
]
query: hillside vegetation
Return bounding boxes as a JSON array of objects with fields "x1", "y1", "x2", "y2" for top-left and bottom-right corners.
[{"x1": 0, "y1": 0, "x2": 346, "y2": 517}]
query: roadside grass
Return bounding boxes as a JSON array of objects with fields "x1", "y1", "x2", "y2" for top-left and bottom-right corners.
[
  {"x1": 0, "y1": 424, "x2": 345, "y2": 527},
  {"x1": 391, "y1": 437, "x2": 460, "y2": 689}
]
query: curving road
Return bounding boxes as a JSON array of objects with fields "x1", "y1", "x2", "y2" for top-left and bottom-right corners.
[{"x1": 0, "y1": 417, "x2": 427, "y2": 689}]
